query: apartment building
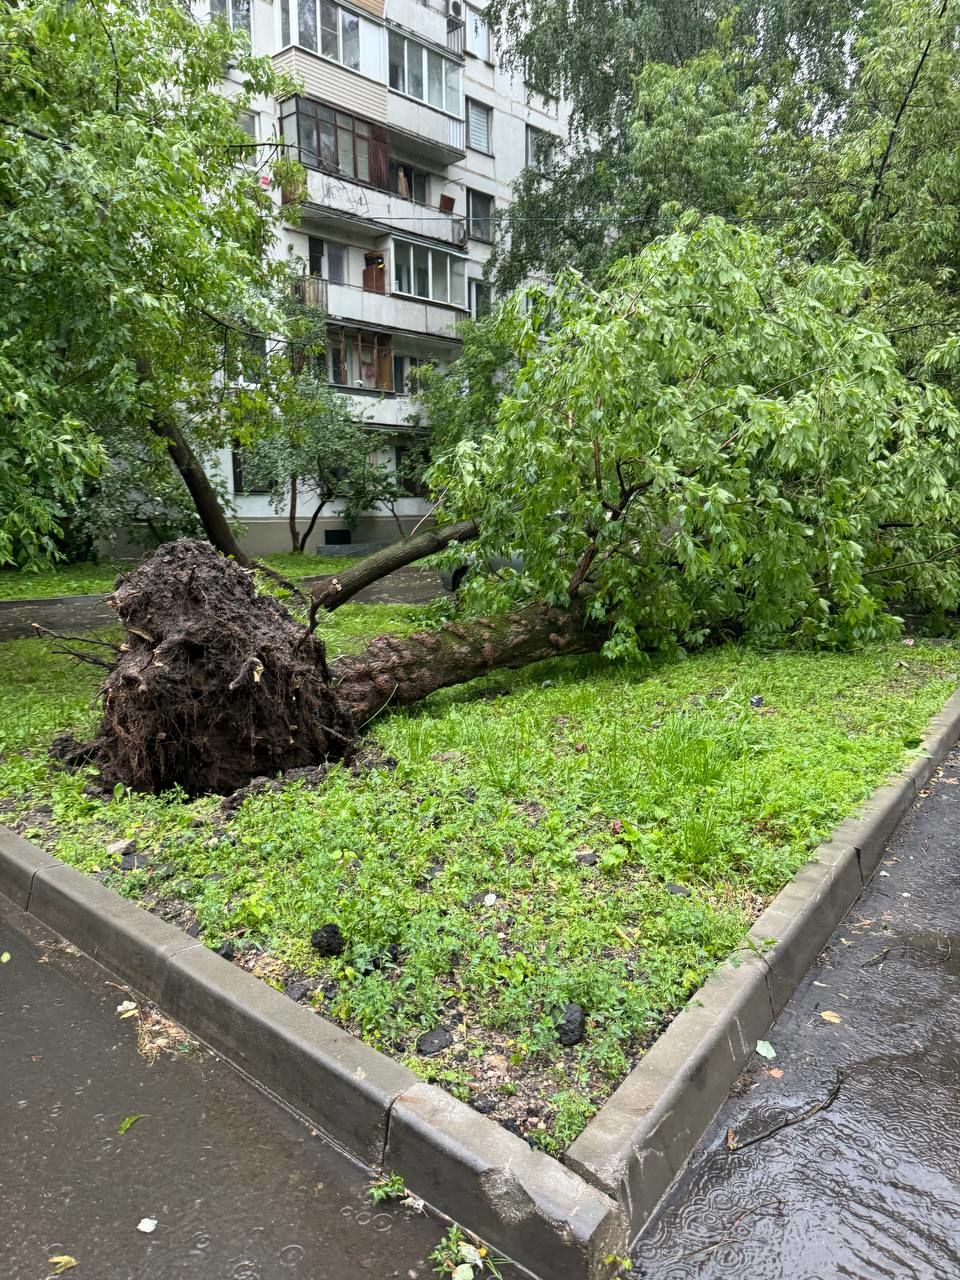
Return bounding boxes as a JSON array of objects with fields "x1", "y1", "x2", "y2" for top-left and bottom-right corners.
[{"x1": 209, "y1": 0, "x2": 566, "y2": 555}]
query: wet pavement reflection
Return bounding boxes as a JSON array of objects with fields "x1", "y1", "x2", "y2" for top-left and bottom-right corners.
[
  {"x1": 0, "y1": 897, "x2": 457, "y2": 1279},
  {"x1": 633, "y1": 750, "x2": 960, "y2": 1280}
]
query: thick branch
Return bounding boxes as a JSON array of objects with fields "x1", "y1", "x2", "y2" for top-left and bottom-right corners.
[
  {"x1": 309, "y1": 518, "x2": 480, "y2": 615},
  {"x1": 331, "y1": 602, "x2": 606, "y2": 724}
]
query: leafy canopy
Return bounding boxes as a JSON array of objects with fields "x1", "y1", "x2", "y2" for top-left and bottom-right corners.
[
  {"x1": 433, "y1": 219, "x2": 960, "y2": 656},
  {"x1": 0, "y1": 0, "x2": 301, "y2": 565}
]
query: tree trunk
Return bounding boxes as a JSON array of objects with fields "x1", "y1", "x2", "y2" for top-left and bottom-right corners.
[
  {"x1": 311, "y1": 517, "x2": 479, "y2": 613},
  {"x1": 149, "y1": 415, "x2": 249, "y2": 565},
  {"x1": 288, "y1": 476, "x2": 300, "y2": 553},
  {"x1": 298, "y1": 499, "x2": 329, "y2": 553},
  {"x1": 332, "y1": 602, "x2": 606, "y2": 725}
]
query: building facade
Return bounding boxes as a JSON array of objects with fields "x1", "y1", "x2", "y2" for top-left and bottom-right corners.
[{"x1": 211, "y1": 0, "x2": 566, "y2": 556}]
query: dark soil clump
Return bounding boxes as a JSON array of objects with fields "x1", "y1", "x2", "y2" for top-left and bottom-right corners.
[{"x1": 78, "y1": 541, "x2": 357, "y2": 795}]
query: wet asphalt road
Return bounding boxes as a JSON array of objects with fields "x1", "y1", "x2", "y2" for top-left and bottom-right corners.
[
  {"x1": 633, "y1": 749, "x2": 960, "y2": 1280},
  {"x1": 0, "y1": 896, "x2": 456, "y2": 1280}
]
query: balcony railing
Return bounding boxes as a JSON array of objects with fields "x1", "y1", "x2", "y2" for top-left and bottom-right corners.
[{"x1": 292, "y1": 274, "x2": 329, "y2": 309}]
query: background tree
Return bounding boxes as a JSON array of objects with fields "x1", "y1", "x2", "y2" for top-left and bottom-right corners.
[
  {"x1": 0, "y1": 0, "x2": 304, "y2": 566},
  {"x1": 248, "y1": 387, "x2": 404, "y2": 554},
  {"x1": 483, "y1": 0, "x2": 857, "y2": 289}
]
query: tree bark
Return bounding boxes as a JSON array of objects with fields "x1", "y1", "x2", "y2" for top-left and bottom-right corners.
[
  {"x1": 148, "y1": 414, "x2": 249, "y2": 565},
  {"x1": 288, "y1": 476, "x2": 299, "y2": 553},
  {"x1": 331, "y1": 602, "x2": 606, "y2": 725},
  {"x1": 310, "y1": 517, "x2": 480, "y2": 614}
]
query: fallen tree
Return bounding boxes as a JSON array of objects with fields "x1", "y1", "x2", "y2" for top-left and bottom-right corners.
[{"x1": 55, "y1": 222, "x2": 960, "y2": 796}]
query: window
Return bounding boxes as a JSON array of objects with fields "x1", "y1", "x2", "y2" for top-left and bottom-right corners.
[
  {"x1": 232, "y1": 449, "x2": 273, "y2": 495},
  {"x1": 395, "y1": 443, "x2": 429, "y2": 496},
  {"x1": 393, "y1": 241, "x2": 466, "y2": 307},
  {"x1": 465, "y1": 6, "x2": 490, "y2": 60},
  {"x1": 238, "y1": 110, "x2": 258, "y2": 140},
  {"x1": 389, "y1": 31, "x2": 463, "y2": 116},
  {"x1": 525, "y1": 124, "x2": 556, "y2": 168},
  {"x1": 211, "y1": 0, "x2": 250, "y2": 34},
  {"x1": 470, "y1": 279, "x2": 493, "y2": 318},
  {"x1": 327, "y1": 242, "x2": 348, "y2": 284},
  {"x1": 327, "y1": 328, "x2": 393, "y2": 390},
  {"x1": 467, "y1": 190, "x2": 494, "y2": 241},
  {"x1": 393, "y1": 354, "x2": 423, "y2": 392},
  {"x1": 285, "y1": 0, "x2": 361, "y2": 68},
  {"x1": 388, "y1": 160, "x2": 429, "y2": 204},
  {"x1": 466, "y1": 99, "x2": 492, "y2": 152},
  {"x1": 281, "y1": 99, "x2": 389, "y2": 187},
  {"x1": 308, "y1": 236, "x2": 324, "y2": 277}
]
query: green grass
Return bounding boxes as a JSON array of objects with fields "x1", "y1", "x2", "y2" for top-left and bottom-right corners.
[
  {"x1": 0, "y1": 552, "x2": 347, "y2": 600},
  {"x1": 1, "y1": 614, "x2": 957, "y2": 1150}
]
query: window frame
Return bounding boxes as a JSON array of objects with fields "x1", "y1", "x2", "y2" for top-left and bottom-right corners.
[
  {"x1": 392, "y1": 240, "x2": 467, "y2": 308},
  {"x1": 326, "y1": 326, "x2": 395, "y2": 392},
  {"x1": 283, "y1": 0, "x2": 361, "y2": 70},
  {"x1": 466, "y1": 189, "x2": 494, "y2": 242},
  {"x1": 470, "y1": 278, "x2": 493, "y2": 319},
  {"x1": 465, "y1": 98, "x2": 492, "y2": 153},
  {"x1": 525, "y1": 123, "x2": 556, "y2": 168},
  {"x1": 464, "y1": 5, "x2": 491, "y2": 61},
  {"x1": 211, "y1": 0, "x2": 251, "y2": 35},
  {"x1": 388, "y1": 30, "x2": 463, "y2": 118}
]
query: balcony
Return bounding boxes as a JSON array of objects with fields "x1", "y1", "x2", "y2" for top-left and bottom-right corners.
[
  {"x1": 302, "y1": 168, "x2": 466, "y2": 247},
  {"x1": 386, "y1": 93, "x2": 466, "y2": 164},
  {"x1": 325, "y1": 280, "x2": 465, "y2": 340},
  {"x1": 292, "y1": 274, "x2": 329, "y2": 308}
]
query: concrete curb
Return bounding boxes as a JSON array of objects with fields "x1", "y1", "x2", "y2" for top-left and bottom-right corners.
[
  {"x1": 565, "y1": 686, "x2": 960, "y2": 1240},
  {"x1": 3, "y1": 688, "x2": 959, "y2": 1275}
]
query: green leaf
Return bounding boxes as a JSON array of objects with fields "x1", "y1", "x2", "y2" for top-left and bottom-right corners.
[
  {"x1": 755, "y1": 1039, "x2": 776, "y2": 1060},
  {"x1": 117, "y1": 1113, "x2": 145, "y2": 1135}
]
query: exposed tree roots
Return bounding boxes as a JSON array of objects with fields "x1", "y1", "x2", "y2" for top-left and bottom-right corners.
[{"x1": 82, "y1": 541, "x2": 356, "y2": 795}]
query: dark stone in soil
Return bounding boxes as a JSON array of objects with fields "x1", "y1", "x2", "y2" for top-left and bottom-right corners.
[
  {"x1": 471, "y1": 1096, "x2": 498, "y2": 1114},
  {"x1": 285, "y1": 981, "x2": 316, "y2": 1003},
  {"x1": 215, "y1": 940, "x2": 236, "y2": 960},
  {"x1": 311, "y1": 924, "x2": 344, "y2": 956},
  {"x1": 119, "y1": 851, "x2": 148, "y2": 872},
  {"x1": 576, "y1": 850, "x2": 598, "y2": 867},
  {"x1": 416, "y1": 1028, "x2": 453, "y2": 1057},
  {"x1": 185, "y1": 920, "x2": 201, "y2": 938},
  {"x1": 666, "y1": 882, "x2": 691, "y2": 896},
  {"x1": 556, "y1": 1002, "x2": 586, "y2": 1046},
  {"x1": 750, "y1": 695, "x2": 764, "y2": 708}
]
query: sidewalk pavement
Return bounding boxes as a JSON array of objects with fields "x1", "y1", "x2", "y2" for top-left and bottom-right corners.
[{"x1": 0, "y1": 894, "x2": 464, "y2": 1280}]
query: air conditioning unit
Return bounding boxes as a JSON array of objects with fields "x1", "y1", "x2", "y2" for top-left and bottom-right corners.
[{"x1": 447, "y1": 0, "x2": 463, "y2": 21}]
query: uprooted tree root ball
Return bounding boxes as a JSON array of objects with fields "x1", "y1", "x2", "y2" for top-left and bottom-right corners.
[{"x1": 81, "y1": 540, "x2": 357, "y2": 795}]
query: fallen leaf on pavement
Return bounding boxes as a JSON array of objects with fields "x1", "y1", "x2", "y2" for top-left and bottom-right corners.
[
  {"x1": 820, "y1": 1010, "x2": 843, "y2": 1024},
  {"x1": 755, "y1": 1039, "x2": 776, "y2": 1059},
  {"x1": 766, "y1": 1067, "x2": 785, "y2": 1079},
  {"x1": 48, "y1": 1257, "x2": 78, "y2": 1275},
  {"x1": 116, "y1": 1001, "x2": 138, "y2": 1019},
  {"x1": 0, "y1": 951, "x2": 10, "y2": 964},
  {"x1": 725, "y1": 1127, "x2": 738, "y2": 1150},
  {"x1": 118, "y1": 1114, "x2": 145, "y2": 1136}
]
